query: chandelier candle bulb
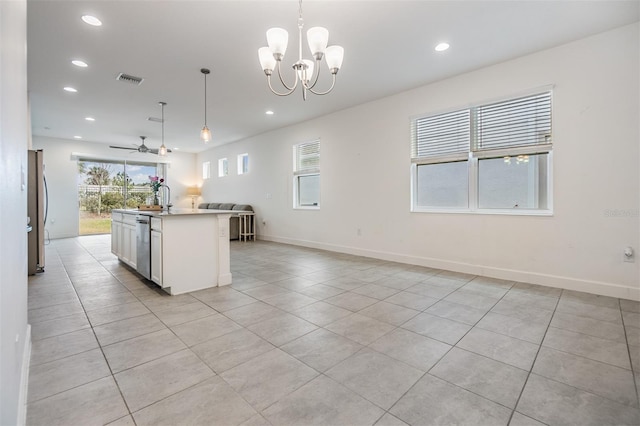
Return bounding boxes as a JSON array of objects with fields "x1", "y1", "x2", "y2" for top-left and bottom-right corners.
[
  {"x1": 307, "y1": 27, "x2": 329, "y2": 57},
  {"x1": 297, "y1": 60, "x2": 314, "y2": 83},
  {"x1": 266, "y1": 28, "x2": 288, "y2": 58},
  {"x1": 325, "y1": 46, "x2": 344, "y2": 72},
  {"x1": 258, "y1": 48, "x2": 277, "y2": 74}
]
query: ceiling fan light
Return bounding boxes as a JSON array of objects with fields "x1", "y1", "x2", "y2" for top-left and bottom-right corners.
[
  {"x1": 325, "y1": 45, "x2": 344, "y2": 72},
  {"x1": 307, "y1": 27, "x2": 328, "y2": 56},
  {"x1": 258, "y1": 47, "x2": 277, "y2": 72},
  {"x1": 266, "y1": 28, "x2": 288, "y2": 58},
  {"x1": 201, "y1": 125, "x2": 211, "y2": 143}
]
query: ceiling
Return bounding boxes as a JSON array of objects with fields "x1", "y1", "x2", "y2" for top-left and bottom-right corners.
[{"x1": 27, "y1": 1, "x2": 639, "y2": 154}]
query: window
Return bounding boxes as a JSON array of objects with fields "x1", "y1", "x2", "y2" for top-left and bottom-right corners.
[
  {"x1": 202, "y1": 161, "x2": 211, "y2": 179},
  {"x1": 237, "y1": 153, "x2": 249, "y2": 175},
  {"x1": 411, "y1": 91, "x2": 552, "y2": 214},
  {"x1": 218, "y1": 158, "x2": 228, "y2": 177},
  {"x1": 77, "y1": 159, "x2": 165, "y2": 235},
  {"x1": 293, "y1": 140, "x2": 320, "y2": 208}
]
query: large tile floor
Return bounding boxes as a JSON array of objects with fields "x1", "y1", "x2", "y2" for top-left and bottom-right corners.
[{"x1": 26, "y1": 235, "x2": 640, "y2": 426}]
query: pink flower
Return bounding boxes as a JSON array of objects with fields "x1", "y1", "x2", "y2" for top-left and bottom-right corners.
[{"x1": 149, "y1": 176, "x2": 164, "y2": 192}]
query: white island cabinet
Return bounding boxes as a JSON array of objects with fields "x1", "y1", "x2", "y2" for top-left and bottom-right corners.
[
  {"x1": 111, "y1": 209, "x2": 233, "y2": 295},
  {"x1": 111, "y1": 212, "x2": 136, "y2": 269},
  {"x1": 150, "y1": 217, "x2": 162, "y2": 285}
]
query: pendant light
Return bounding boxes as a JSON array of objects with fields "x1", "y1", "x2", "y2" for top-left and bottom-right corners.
[
  {"x1": 158, "y1": 101, "x2": 167, "y2": 156},
  {"x1": 200, "y1": 68, "x2": 212, "y2": 143}
]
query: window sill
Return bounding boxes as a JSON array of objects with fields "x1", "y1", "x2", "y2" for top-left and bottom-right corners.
[
  {"x1": 294, "y1": 206, "x2": 320, "y2": 211},
  {"x1": 411, "y1": 208, "x2": 553, "y2": 217}
]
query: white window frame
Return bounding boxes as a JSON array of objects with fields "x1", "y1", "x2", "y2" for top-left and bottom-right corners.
[
  {"x1": 293, "y1": 140, "x2": 320, "y2": 210},
  {"x1": 411, "y1": 89, "x2": 553, "y2": 216},
  {"x1": 237, "y1": 153, "x2": 249, "y2": 175},
  {"x1": 218, "y1": 158, "x2": 228, "y2": 178}
]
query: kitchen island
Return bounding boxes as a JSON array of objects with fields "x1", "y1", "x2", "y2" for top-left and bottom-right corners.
[{"x1": 111, "y1": 208, "x2": 233, "y2": 295}]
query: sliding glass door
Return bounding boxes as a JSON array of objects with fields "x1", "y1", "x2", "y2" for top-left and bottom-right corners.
[{"x1": 77, "y1": 159, "x2": 164, "y2": 235}]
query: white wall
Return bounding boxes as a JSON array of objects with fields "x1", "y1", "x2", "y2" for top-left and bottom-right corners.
[
  {"x1": 32, "y1": 136, "x2": 198, "y2": 239},
  {"x1": 0, "y1": 0, "x2": 30, "y2": 424},
  {"x1": 198, "y1": 23, "x2": 640, "y2": 300}
]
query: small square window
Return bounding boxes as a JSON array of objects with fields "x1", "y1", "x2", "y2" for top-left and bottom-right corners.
[
  {"x1": 202, "y1": 161, "x2": 211, "y2": 180},
  {"x1": 218, "y1": 158, "x2": 228, "y2": 177},
  {"x1": 293, "y1": 141, "x2": 320, "y2": 209},
  {"x1": 237, "y1": 153, "x2": 249, "y2": 175}
]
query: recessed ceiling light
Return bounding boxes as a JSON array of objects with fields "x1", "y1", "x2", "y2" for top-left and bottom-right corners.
[
  {"x1": 435, "y1": 42, "x2": 450, "y2": 52},
  {"x1": 173, "y1": 147, "x2": 179, "y2": 150},
  {"x1": 85, "y1": 117, "x2": 95, "y2": 121},
  {"x1": 265, "y1": 110, "x2": 274, "y2": 115},
  {"x1": 81, "y1": 15, "x2": 102, "y2": 26},
  {"x1": 73, "y1": 136, "x2": 82, "y2": 139},
  {"x1": 72, "y1": 60, "x2": 88, "y2": 68},
  {"x1": 63, "y1": 86, "x2": 78, "y2": 92}
]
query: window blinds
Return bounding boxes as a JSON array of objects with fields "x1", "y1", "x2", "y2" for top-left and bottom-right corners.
[
  {"x1": 475, "y1": 92, "x2": 552, "y2": 151},
  {"x1": 411, "y1": 110, "x2": 470, "y2": 159},
  {"x1": 411, "y1": 91, "x2": 552, "y2": 161},
  {"x1": 295, "y1": 140, "x2": 320, "y2": 174}
]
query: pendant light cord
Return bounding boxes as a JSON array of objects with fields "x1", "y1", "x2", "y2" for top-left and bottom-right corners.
[{"x1": 203, "y1": 72, "x2": 207, "y2": 126}]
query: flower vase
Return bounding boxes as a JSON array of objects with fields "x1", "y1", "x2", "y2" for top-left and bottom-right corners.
[{"x1": 153, "y1": 194, "x2": 159, "y2": 206}]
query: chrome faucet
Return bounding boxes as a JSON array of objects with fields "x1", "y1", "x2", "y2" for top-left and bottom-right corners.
[{"x1": 163, "y1": 185, "x2": 172, "y2": 211}]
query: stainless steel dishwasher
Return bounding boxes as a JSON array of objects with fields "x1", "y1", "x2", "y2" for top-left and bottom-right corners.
[{"x1": 136, "y1": 215, "x2": 151, "y2": 279}]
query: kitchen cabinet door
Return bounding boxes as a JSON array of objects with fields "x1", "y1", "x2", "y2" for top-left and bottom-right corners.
[
  {"x1": 151, "y1": 229, "x2": 163, "y2": 286},
  {"x1": 121, "y1": 223, "x2": 137, "y2": 268},
  {"x1": 111, "y1": 220, "x2": 122, "y2": 257}
]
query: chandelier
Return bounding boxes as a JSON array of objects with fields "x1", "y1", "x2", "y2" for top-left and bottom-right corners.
[{"x1": 257, "y1": 0, "x2": 344, "y2": 100}]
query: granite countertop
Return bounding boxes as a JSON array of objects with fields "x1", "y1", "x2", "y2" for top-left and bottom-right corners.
[{"x1": 113, "y1": 208, "x2": 235, "y2": 217}]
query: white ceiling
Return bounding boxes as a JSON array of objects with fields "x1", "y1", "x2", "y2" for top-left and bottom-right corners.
[{"x1": 27, "y1": 0, "x2": 639, "y2": 154}]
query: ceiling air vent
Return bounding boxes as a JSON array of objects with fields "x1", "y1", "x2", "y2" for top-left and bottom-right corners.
[{"x1": 116, "y1": 73, "x2": 144, "y2": 85}]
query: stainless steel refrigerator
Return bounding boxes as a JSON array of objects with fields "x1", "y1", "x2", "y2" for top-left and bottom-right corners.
[{"x1": 27, "y1": 149, "x2": 46, "y2": 275}]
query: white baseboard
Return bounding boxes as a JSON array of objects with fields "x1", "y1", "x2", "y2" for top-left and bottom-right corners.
[
  {"x1": 218, "y1": 272, "x2": 233, "y2": 286},
  {"x1": 17, "y1": 324, "x2": 31, "y2": 426},
  {"x1": 258, "y1": 235, "x2": 640, "y2": 301}
]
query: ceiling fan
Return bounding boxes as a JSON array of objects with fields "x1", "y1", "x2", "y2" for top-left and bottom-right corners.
[{"x1": 109, "y1": 136, "x2": 171, "y2": 154}]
